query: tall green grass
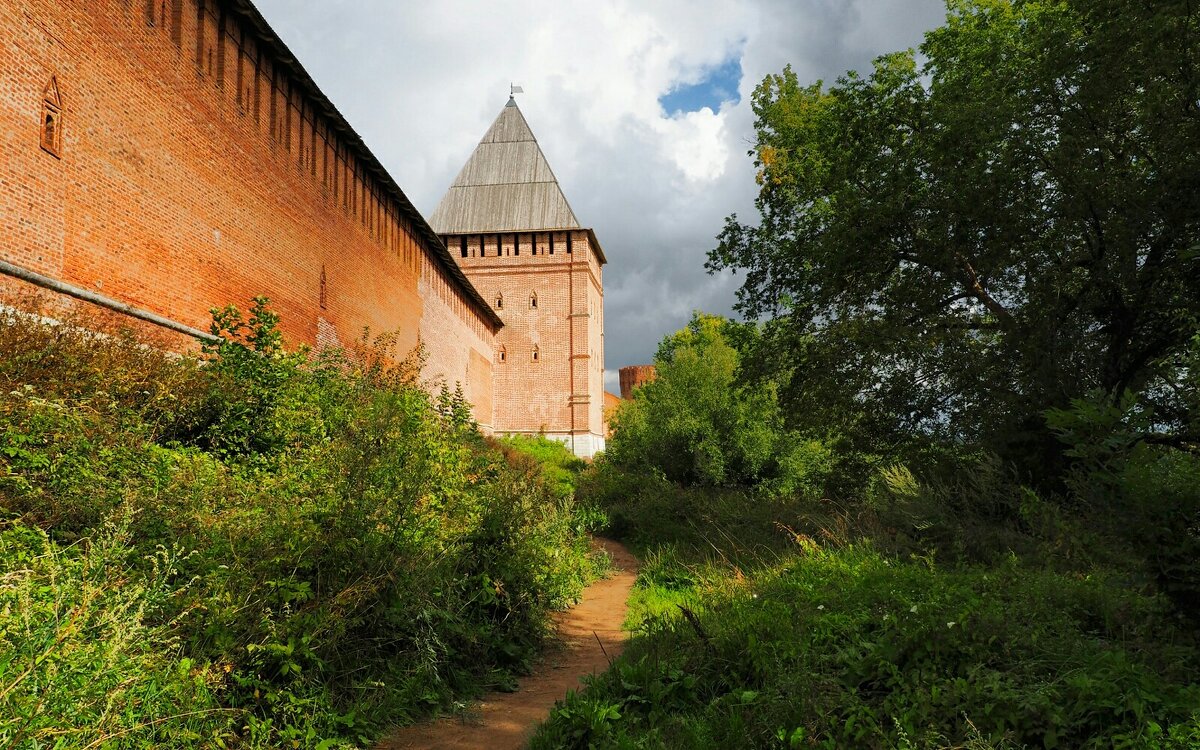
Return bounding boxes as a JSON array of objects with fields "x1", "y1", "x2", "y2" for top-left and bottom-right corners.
[{"x1": 531, "y1": 458, "x2": 1200, "y2": 749}]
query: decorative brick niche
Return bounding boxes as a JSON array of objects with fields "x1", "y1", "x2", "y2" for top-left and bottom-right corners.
[{"x1": 40, "y1": 76, "x2": 62, "y2": 158}]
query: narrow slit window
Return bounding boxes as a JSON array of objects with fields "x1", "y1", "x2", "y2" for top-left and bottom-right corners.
[
  {"x1": 319, "y1": 265, "x2": 328, "y2": 309},
  {"x1": 549, "y1": 233, "x2": 555, "y2": 255},
  {"x1": 495, "y1": 292, "x2": 504, "y2": 309},
  {"x1": 567, "y1": 233, "x2": 573, "y2": 254},
  {"x1": 498, "y1": 346, "x2": 507, "y2": 364},
  {"x1": 514, "y1": 234, "x2": 520, "y2": 256},
  {"x1": 532, "y1": 345, "x2": 540, "y2": 363},
  {"x1": 529, "y1": 291, "x2": 538, "y2": 309},
  {"x1": 460, "y1": 236, "x2": 468, "y2": 258}
]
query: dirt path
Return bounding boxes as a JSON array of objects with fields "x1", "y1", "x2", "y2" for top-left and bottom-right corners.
[{"x1": 377, "y1": 538, "x2": 639, "y2": 750}]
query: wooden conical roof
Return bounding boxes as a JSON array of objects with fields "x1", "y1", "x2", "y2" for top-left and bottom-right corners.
[{"x1": 430, "y1": 99, "x2": 582, "y2": 234}]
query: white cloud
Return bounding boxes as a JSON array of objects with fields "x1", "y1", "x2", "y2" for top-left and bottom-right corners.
[{"x1": 254, "y1": 0, "x2": 946, "y2": 380}]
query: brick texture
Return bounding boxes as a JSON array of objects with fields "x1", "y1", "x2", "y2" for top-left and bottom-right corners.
[
  {"x1": 448, "y1": 229, "x2": 606, "y2": 456},
  {"x1": 0, "y1": 0, "x2": 497, "y2": 421},
  {"x1": 619, "y1": 365, "x2": 656, "y2": 400}
]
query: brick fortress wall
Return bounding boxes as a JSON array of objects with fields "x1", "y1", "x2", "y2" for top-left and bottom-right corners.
[
  {"x1": 0, "y1": 0, "x2": 498, "y2": 428},
  {"x1": 446, "y1": 228, "x2": 605, "y2": 455}
]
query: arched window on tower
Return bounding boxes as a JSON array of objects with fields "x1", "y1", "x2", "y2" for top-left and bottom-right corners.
[
  {"x1": 495, "y1": 292, "x2": 504, "y2": 309},
  {"x1": 529, "y1": 291, "x2": 538, "y2": 309},
  {"x1": 531, "y1": 345, "x2": 540, "y2": 363},
  {"x1": 498, "y1": 346, "x2": 507, "y2": 364}
]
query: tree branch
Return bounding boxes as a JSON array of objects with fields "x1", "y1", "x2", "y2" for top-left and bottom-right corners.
[{"x1": 953, "y1": 251, "x2": 1015, "y2": 329}]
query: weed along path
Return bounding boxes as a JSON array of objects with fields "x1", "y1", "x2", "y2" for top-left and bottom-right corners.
[{"x1": 378, "y1": 538, "x2": 639, "y2": 750}]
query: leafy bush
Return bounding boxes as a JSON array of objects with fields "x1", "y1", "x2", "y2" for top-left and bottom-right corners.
[
  {"x1": 498, "y1": 434, "x2": 588, "y2": 501},
  {"x1": 1047, "y1": 391, "x2": 1200, "y2": 619},
  {"x1": 0, "y1": 300, "x2": 601, "y2": 747}
]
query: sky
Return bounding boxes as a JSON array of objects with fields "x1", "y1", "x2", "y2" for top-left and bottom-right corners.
[{"x1": 252, "y1": 0, "x2": 948, "y2": 394}]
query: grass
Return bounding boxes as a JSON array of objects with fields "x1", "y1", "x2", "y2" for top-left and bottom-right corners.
[{"x1": 530, "y1": 464, "x2": 1200, "y2": 749}]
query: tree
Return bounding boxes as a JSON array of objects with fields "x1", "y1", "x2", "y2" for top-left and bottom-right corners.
[
  {"x1": 710, "y1": 0, "x2": 1200, "y2": 470},
  {"x1": 607, "y1": 314, "x2": 831, "y2": 492}
]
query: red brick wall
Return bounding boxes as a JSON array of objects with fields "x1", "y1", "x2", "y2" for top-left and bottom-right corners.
[
  {"x1": 418, "y1": 259, "x2": 495, "y2": 430},
  {"x1": 449, "y1": 229, "x2": 605, "y2": 455},
  {"x1": 0, "y1": 0, "x2": 495, "y2": 403}
]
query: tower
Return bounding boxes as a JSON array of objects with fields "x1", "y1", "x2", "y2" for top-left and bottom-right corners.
[{"x1": 430, "y1": 97, "x2": 607, "y2": 457}]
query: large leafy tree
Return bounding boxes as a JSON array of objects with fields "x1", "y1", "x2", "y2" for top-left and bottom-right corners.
[{"x1": 711, "y1": 0, "x2": 1200, "y2": 467}]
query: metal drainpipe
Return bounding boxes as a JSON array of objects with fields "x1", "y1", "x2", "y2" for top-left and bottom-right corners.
[{"x1": 0, "y1": 259, "x2": 222, "y2": 344}]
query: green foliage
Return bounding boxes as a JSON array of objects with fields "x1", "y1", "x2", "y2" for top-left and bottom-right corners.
[
  {"x1": 607, "y1": 313, "x2": 831, "y2": 497},
  {"x1": 201, "y1": 296, "x2": 310, "y2": 459},
  {"x1": 575, "y1": 324, "x2": 1200, "y2": 750},
  {"x1": 534, "y1": 542, "x2": 1200, "y2": 749},
  {"x1": 710, "y1": 0, "x2": 1200, "y2": 470},
  {"x1": 0, "y1": 302, "x2": 601, "y2": 747},
  {"x1": 498, "y1": 434, "x2": 588, "y2": 501},
  {"x1": 0, "y1": 519, "x2": 234, "y2": 747},
  {"x1": 1115, "y1": 448, "x2": 1200, "y2": 620},
  {"x1": 1043, "y1": 389, "x2": 1200, "y2": 618}
]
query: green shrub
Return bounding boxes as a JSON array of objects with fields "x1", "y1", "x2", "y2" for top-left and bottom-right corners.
[
  {"x1": 606, "y1": 314, "x2": 830, "y2": 497},
  {"x1": 1047, "y1": 390, "x2": 1200, "y2": 619},
  {"x1": 498, "y1": 434, "x2": 588, "y2": 500},
  {"x1": 0, "y1": 300, "x2": 601, "y2": 747}
]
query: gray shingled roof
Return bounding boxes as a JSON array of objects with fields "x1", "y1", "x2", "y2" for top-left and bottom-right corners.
[{"x1": 430, "y1": 100, "x2": 583, "y2": 234}]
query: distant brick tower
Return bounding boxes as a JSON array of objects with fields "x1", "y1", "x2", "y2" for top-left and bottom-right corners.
[
  {"x1": 430, "y1": 97, "x2": 607, "y2": 457},
  {"x1": 619, "y1": 365, "x2": 657, "y2": 400}
]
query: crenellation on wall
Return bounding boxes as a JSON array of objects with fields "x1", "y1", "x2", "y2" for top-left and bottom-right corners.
[{"x1": 1, "y1": 0, "x2": 500, "y2": 416}]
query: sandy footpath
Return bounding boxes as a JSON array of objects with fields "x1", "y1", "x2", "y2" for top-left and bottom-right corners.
[{"x1": 377, "y1": 538, "x2": 639, "y2": 750}]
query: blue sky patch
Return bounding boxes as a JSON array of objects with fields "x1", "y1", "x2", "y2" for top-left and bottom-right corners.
[{"x1": 659, "y1": 56, "x2": 743, "y2": 115}]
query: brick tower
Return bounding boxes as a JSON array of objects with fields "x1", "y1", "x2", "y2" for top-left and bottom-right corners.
[{"x1": 430, "y1": 97, "x2": 607, "y2": 457}]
